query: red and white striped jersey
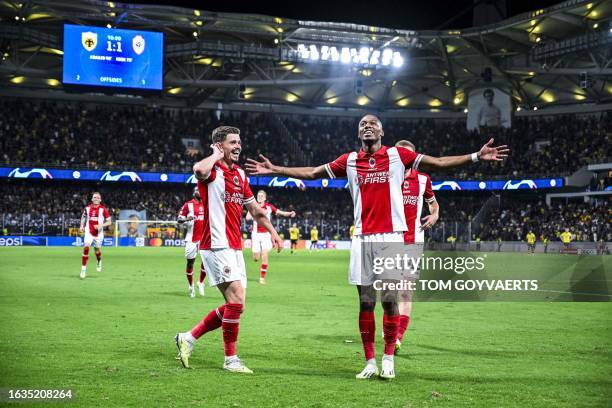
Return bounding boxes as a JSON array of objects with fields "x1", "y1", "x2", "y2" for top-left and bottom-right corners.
[
  {"x1": 82, "y1": 204, "x2": 110, "y2": 237},
  {"x1": 324, "y1": 145, "x2": 422, "y2": 235},
  {"x1": 252, "y1": 202, "x2": 277, "y2": 233},
  {"x1": 197, "y1": 161, "x2": 255, "y2": 250},
  {"x1": 179, "y1": 199, "x2": 205, "y2": 243},
  {"x1": 402, "y1": 169, "x2": 435, "y2": 244}
]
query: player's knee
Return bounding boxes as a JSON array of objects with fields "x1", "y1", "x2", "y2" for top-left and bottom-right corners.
[
  {"x1": 359, "y1": 301, "x2": 376, "y2": 312},
  {"x1": 381, "y1": 301, "x2": 398, "y2": 315}
]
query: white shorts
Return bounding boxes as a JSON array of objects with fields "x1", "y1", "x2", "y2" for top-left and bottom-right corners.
[
  {"x1": 199, "y1": 248, "x2": 247, "y2": 288},
  {"x1": 348, "y1": 232, "x2": 405, "y2": 286},
  {"x1": 185, "y1": 241, "x2": 200, "y2": 260},
  {"x1": 84, "y1": 232, "x2": 103, "y2": 248},
  {"x1": 251, "y1": 232, "x2": 272, "y2": 254}
]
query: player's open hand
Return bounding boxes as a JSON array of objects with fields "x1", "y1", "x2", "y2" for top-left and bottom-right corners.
[
  {"x1": 210, "y1": 143, "x2": 224, "y2": 160},
  {"x1": 478, "y1": 138, "x2": 509, "y2": 161},
  {"x1": 245, "y1": 155, "x2": 276, "y2": 175},
  {"x1": 420, "y1": 214, "x2": 439, "y2": 231},
  {"x1": 272, "y1": 233, "x2": 284, "y2": 253}
]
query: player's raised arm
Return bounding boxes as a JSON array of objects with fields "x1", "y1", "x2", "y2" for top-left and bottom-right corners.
[
  {"x1": 245, "y1": 200, "x2": 284, "y2": 252},
  {"x1": 193, "y1": 143, "x2": 225, "y2": 180},
  {"x1": 276, "y1": 209, "x2": 296, "y2": 218},
  {"x1": 245, "y1": 154, "x2": 328, "y2": 180},
  {"x1": 418, "y1": 138, "x2": 509, "y2": 171}
]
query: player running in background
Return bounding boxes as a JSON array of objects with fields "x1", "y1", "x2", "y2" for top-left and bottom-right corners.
[
  {"x1": 247, "y1": 114, "x2": 508, "y2": 379},
  {"x1": 246, "y1": 190, "x2": 295, "y2": 284},
  {"x1": 175, "y1": 126, "x2": 283, "y2": 374},
  {"x1": 289, "y1": 223, "x2": 300, "y2": 254},
  {"x1": 394, "y1": 140, "x2": 439, "y2": 354},
  {"x1": 526, "y1": 230, "x2": 536, "y2": 254},
  {"x1": 177, "y1": 187, "x2": 206, "y2": 297},
  {"x1": 309, "y1": 226, "x2": 319, "y2": 251},
  {"x1": 79, "y1": 192, "x2": 111, "y2": 279}
]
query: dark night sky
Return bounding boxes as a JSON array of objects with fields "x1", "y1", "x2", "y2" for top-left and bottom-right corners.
[{"x1": 130, "y1": 0, "x2": 562, "y2": 30}]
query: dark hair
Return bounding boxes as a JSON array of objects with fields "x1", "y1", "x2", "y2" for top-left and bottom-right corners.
[
  {"x1": 483, "y1": 88, "x2": 494, "y2": 97},
  {"x1": 211, "y1": 126, "x2": 240, "y2": 143}
]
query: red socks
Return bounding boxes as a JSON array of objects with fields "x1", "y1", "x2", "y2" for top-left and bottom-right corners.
[
  {"x1": 397, "y1": 315, "x2": 410, "y2": 342},
  {"x1": 383, "y1": 314, "x2": 399, "y2": 355},
  {"x1": 260, "y1": 263, "x2": 268, "y2": 279},
  {"x1": 81, "y1": 246, "x2": 90, "y2": 266},
  {"x1": 199, "y1": 263, "x2": 206, "y2": 283},
  {"x1": 190, "y1": 305, "x2": 226, "y2": 339},
  {"x1": 222, "y1": 303, "x2": 243, "y2": 356},
  {"x1": 358, "y1": 311, "x2": 376, "y2": 361},
  {"x1": 186, "y1": 266, "x2": 193, "y2": 285}
]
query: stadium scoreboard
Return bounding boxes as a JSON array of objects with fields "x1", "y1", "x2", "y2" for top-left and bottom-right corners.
[{"x1": 62, "y1": 24, "x2": 163, "y2": 91}]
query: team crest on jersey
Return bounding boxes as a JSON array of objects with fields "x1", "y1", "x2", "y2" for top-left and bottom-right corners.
[
  {"x1": 132, "y1": 35, "x2": 145, "y2": 55},
  {"x1": 403, "y1": 180, "x2": 410, "y2": 190},
  {"x1": 81, "y1": 31, "x2": 97, "y2": 52},
  {"x1": 233, "y1": 175, "x2": 240, "y2": 187},
  {"x1": 368, "y1": 157, "x2": 376, "y2": 168},
  {"x1": 223, "y1": 265, "x2": 231, "y2": 276}
]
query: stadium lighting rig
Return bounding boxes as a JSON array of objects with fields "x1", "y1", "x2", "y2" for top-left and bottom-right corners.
[{"x1": 294, "y1": 44, "x2": 404, "y2": 67}]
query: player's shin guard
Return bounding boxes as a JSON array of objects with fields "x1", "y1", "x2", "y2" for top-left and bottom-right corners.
[
  {"x1": 260, "y1": 263, "x2": 268, "y2": 280},
  {"x1": 82, "y1": 246, "x2": 90, "y2": 266},
  {"x1": 383, "y1": 314, "x2": 399, "y2": 355},
  {"x1": 186, "y1": 266, "x2": 194, "y2": 285},
  {"x1": 191, "y1": 305, "x2": 226, "y2": 339},
  {"x1": 358, "y1": 311, "x2": 376, "y2": 361},
  {"x1": 222, "y1": 303, "x2": 243, "y2": 357},
  {"x1": 397, "y1": 315, "x2": 410, "y2": 342},
  {"x1": 199, "y1": 264, "x2": 206, "y2": 283}
]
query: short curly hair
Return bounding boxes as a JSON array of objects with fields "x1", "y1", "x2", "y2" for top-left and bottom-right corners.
[{"x1": 211, "y1": 126, "x2": 240, "y2": 143}]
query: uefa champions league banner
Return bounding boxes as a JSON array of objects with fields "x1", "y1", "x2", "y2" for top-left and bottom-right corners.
[{"x1": 0, "y1": 167, "x2": 563, "y2": 191}]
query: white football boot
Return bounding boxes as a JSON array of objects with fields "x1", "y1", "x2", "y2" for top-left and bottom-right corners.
[
  {"x1": 223, "y1": 356, "x2": 253, "y2": 374},
  {"x1": 188, "y1": 285, "x2": 196, "y2": 298},
  {"x1": 80, "y1": 267, "x2": 86, "y2": 279},
  {"x1": 96, "y1": 259, "x2": 102, "y2": 272},
  {"x1": 197, "y1": 282, "x2": 205, "y2": 296},
  {"x1": 380, "y1": 355, "x2": 395, "y2": 379},
  {"x1": 356, "y1": 359, "x2": 379, "y2": 379}
]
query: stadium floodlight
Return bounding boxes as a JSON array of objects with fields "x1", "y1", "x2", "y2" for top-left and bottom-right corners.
[
  {"x1": 381, "y1": 48, "x2": 393, "y2": 66},
  {"x1": 330, "y1": 46, "x2": 339, "y2": 61},
  {"x1": 369, "y1": 50, "x2": 380, "y2": 65},
  {"x1": 350, "y1": 48, "x2": 359, "y2": 63},
  {"x1": 340, "y1": 47, "x2": 351, "y2": 64},
  {"x1": 392, "y1": 51, "x2": 404, "y2": 67},
  {"x1": 359, "y1": 47, "x2": 370, "y2": 64},
  {"x1": 320, "y1": 45, "x2": 329, "y2": 60},
  {"x1": 309, "y1": 45, "x2": 319, "y2": 60}
]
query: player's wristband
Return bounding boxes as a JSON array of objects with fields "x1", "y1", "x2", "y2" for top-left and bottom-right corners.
[{"x1": 471, "y1": 152, "x2": 479, "y2": 162}]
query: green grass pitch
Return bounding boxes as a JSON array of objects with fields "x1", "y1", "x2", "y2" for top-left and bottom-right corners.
[{"x1": 0, "y1": 247, "x2": 611, "y2": 407}]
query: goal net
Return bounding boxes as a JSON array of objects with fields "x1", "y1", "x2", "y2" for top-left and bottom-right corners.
[{"x1": 114, "y1": 219, "x2": 185, "y2": 247}]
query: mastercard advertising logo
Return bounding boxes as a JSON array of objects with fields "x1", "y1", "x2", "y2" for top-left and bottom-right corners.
[{"x1": 149, "y1": 238, "x2": 163, "y2": 247}]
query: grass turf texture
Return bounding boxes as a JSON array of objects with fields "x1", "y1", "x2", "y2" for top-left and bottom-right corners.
[{"x1": 0, "y1": 247, "x2": 610, "y2": 407}]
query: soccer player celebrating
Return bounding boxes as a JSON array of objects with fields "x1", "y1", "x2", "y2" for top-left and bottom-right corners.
[
  {"x1": 394, "y1": 140, "x2": 439, "y2": 354},
  {"x1": 178, "y1": 187, "x2": 206, "y2": 297},
  {"x1": 175, "y1": 126, "x2": 283, "y2": 374},
  {"x1": 245, "y1": 190, "x2": 295, "y2": 284},
  {"x1": 247, "y1": 114, "x2": 508, "y2": 379},
  {"x1": 526, "y1": 230, "x2": 536, "y2": 255},
  {"x1": 289, "y1": 223, "x2": 300, "y2": 254},
  {"x1": 79, "y1": 192, "x2": 111, "y2": 279}
]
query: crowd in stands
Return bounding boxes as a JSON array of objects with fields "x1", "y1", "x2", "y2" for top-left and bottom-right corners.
[
  {"x1": 1, "y1": 182, "x2": 608, "y2": 243},
  {"x1": 1, "y1": 98, "x2": 610, "y2": 179}
]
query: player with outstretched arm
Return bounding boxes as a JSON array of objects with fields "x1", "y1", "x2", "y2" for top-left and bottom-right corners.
[
  {"x1": 79, "y1": 192, "x2": 112, "y2": 279},
  {"x1": 175, "y1": 126, "x2": 283, "y2": 374},
  {"x1": 247, "y1": 114, "x2": 508, "y2": 379},
  {"x1": 177, "y1": 187, "x2": 207, "y2": 297},
  {"x1": 245, "y1": 190, "x2": 296, "y2": 284}
]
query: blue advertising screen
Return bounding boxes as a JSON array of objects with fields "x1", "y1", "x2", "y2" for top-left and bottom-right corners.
[{"x1": 62, "y1": 24, "x2": 163, "y2": 90}]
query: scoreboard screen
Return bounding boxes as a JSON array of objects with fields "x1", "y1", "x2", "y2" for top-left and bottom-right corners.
[{"x1": 62, "y1": 24, "x2": 163, "y2": 90}]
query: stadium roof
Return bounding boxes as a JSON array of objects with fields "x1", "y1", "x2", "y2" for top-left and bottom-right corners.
[{"x1": 1, "y1": 0, "x2": 611, "y2": 113}]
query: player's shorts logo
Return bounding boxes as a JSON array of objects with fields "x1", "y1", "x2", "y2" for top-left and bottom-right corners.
[
  {"x1": 132, "y1": 35, "x2": 145, "y2": 55},
  {"x1": 368, "y1": 157, "x2": 376, "y2": 168},
  {"x1": 223, "y1": 266, "x2": 231, "y2": 276},
  {"x1": 81, "y1": 31, "x2": 97, "y2": 52}
]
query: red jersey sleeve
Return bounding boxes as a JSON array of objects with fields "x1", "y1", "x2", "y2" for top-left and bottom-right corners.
[
  {"x1": 324, "y1": 153, "x2": 350, "y2": 178},
  {"x1": 396, "y1": 146, "x2": 424, "y2": 170},
  {"x1": 243, "y1": 175, "x2": 255, "y2": 205},
  {"x1": 424, "y1": 175, "x2": 436, "y2": 203},
  {"x1": 268, "y1": 204, "x2": 278, "y2": 214},
  {"x1": 179, "y1": 203, "x2": 189, "y2": 217},
  {"x1": 197, "y1": 167, "x2": 217, "y2": 185}
]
